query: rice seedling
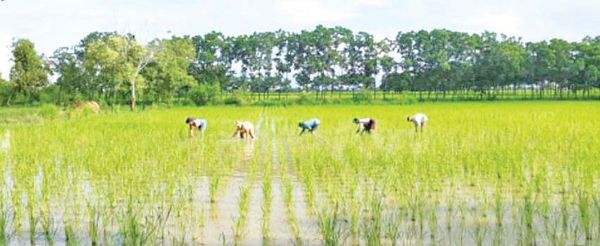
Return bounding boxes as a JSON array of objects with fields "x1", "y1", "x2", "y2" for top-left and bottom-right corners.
[
  {"x1": 0, "y1": 189, "x2": 13, "y2": 245},
  {"x1": 260, "y1": 169, "x2": 272, "y2": 241},
  {"x1": 232, "y1": 185, "x2": 250, "y2": 244},
  {"x1": 317, "y1": 203, "x2": 347, "y2": 246},
  {"x1": 0, "y1": 102, "x2": 597, "y2": 244}
]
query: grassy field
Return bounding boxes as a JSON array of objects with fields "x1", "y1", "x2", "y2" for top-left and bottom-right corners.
[{"x1": 0, "y1": 101, "x2": 599, "y2": 245}]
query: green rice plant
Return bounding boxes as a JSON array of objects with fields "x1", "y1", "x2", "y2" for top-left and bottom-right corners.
[
  {"x1": 261, "y1": 174, "x2": 272, "y2": 242},
  {"x1": 426, "y1": 193, "x2": 439, "y2": 241},
  {"x1": 559, "y1": 184, "x2": 570, "y2": 236},
  {"x1": 576, "y1": 189, "x2": 592, "y2": 241},
  {"x1": 348, "y1": 188, "x2": 360, "y2": 237},
  {"x1": 209, "y1": 176, "x2": 221, "y2": 204},
  {"x1": 470, "y1": 207, "x2": 489, "y2": 246},
  {"x1": 86, "y1": 201, "x2": 101, "y2": 245},
  {"x1": 456, "y1": 200, "x2": 468, "y2": 245},
  {"x1": 39, "y1": 202, "x2": 56, "y2": 246},
  {"x1": 0, "y1": 189, "x2": 13, "y2": 245},
  {"x1": 362, "y1": 193, "x2": 383, "y2": 246},
  {"x1": 317, "y1": 203, "x2": 347, "y2": 246},
  {"x1": 9, "y1": 182, "x2": 21, "y2": 234},
  {"x1": 26, "y1": 189, "x2": 37, "y2": 245},
  {"x1": 1, "y1": 102, "x2": 600, "y2": 244},
  {"x1": 520, "y1": 189, "x2": 535, "y2": 245},
  {"x1": 233, "y1": 185, "x2": 250, "y2": 245},
  {"x1": 594, "y1": 195, "x2": 600, "y2": 241},
  {"x1": 63, "y1": 216, "x2": 78, "y2": 246},
  {"x1": 117, "y1": 200, "x2": 172, "y2": 246},
  {"x1": 302, "y1": 175, "x2": 316, "y2": 215},
  {"x1": 383, "y1": 209, "x2": 401, "y2": 246},
  {"x1": 493, "y1": 183, "x2": 504, "y2": 227},
  {"x1": 282, "y1": 176, "x2": 302, "y2": 245}
]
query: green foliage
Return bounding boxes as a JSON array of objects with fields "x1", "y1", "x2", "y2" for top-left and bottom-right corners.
[
  {"x1": 9, "y1": 39, "x2": 50, "y2": 101},
  {"x1": 38, "y1": 84, "x2": 60, "y2": 104},
  {"x1": 4, "y1": 27, "x2": 600, "y2": 107},
  {"x1": 223, "y1": 96, "x2": 243, "y2": 106},
  {"x1": 0, "y1": 77, "x2": 11, "y2": 105},
  {"x1": 188, "y1": 83, "x2": 220, "y2": 105},
  {"x1": 352, "y1": 89, "x2": 373, "y2": 103},
  {"x1": 143, "y1": 37, "x2": 196, "y2": 102}
]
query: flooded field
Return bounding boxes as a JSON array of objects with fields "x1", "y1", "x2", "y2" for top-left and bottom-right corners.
[{"x1": 0, "y1": 102, "x2": 599, "y2": 245}]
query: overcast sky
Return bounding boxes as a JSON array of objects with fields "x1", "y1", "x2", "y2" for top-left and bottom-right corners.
[{"x1": 1, "y1": 0, "x2": 600, "y2": 80}]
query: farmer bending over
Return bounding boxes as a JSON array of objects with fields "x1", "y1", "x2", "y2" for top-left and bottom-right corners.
[
  {"x1": 298, "y1": 118, "x2": 320, "y2": 135},
  {"x1": 353, "y1": 118, "x2": 376, "y2": 134},
  {"x1": 233, "y1": 121, "x2": 255, "y2": 139},
  {"x1": 407, "y1": 113, "x2": 428, "y2": 132},
  {"x1": 186, "y1": 117, "x2": 207, "y2": 137}
]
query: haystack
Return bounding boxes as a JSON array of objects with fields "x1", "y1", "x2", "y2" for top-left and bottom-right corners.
[{"x1": 73, "y1": 100, "x2": 101, "y2": 114}]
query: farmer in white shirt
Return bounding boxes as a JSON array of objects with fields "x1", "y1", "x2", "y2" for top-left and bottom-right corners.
[
  {"x1": 407, "y1": 113, "x2": 428, "y2": 132},
  {"x1": 233, "y1": 121, "x2": 255, "y2": 139},
  {"x1": 186, "y1": 117, "x2": 207, "y2": 137},
  {"x1": 353, "y1": 118, "x2": 376, "y2": 134}
]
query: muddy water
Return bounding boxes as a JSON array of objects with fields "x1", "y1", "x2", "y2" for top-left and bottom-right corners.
[
  {"x1": 1, "y1": 130, "x2": 9, "y2": 152},
  {"x1": 2, "y1": 118, "x2": 587, "y2": 246}
]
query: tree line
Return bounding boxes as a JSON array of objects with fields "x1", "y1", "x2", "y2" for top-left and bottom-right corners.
[{"x1": 1, "y1": 26, "x2": 600, "y2": 108}]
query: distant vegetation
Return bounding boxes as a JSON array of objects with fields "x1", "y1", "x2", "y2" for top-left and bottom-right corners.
[{"x1": 1, "y1": 26, "x2": 600, "y2": 108}]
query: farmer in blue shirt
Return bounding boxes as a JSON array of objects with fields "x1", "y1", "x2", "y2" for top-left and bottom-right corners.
[{"x1": 298, "y1": 118, "x2": 320, "y2": 135}]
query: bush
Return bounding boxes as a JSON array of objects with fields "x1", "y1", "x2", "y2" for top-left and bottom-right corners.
[
  {"x1": 178, "y1": 98, "x2": 195, "y2": 106},
  {"x1": 295, "y1": 94, "x2": 312, "y2": 105},
  {"x1": 224, "y1": 97, "x2": 243, "y2": 106},
  {"x1": 39, "y1": 85, "x2": 60, "y2": 104},
  {"x1": 352, "y1": 89, "x2": 373, "y2": 103},
  {"x1": 38, "y1": 104, "x2": 60, "y2": 120},
  {"x1": 188, "y1": 83, "x2": 220, "y2": 105},
  {"x1": 0, "y1": 81, "x2": 12, "y2": 106}
]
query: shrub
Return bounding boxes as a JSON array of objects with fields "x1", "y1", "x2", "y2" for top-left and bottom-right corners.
[
  {"x1": 224, "y1": 97, "x2": 243, "y2": 106},
  {"x1": 295, "y1": 94, "x2": 312, "y2": 105},
  {"x1": 0, "y1": 81, "x2": 12, "y2": 106},
  {"x1": 188, "y1": 83, "x2": 220, "y2": 105},
  {"x1": 39, "y1": 85, "x2": 60, "y2": 104},
  {"x1": 352, "y1": 89, "x2": 373, "y2": 103}
]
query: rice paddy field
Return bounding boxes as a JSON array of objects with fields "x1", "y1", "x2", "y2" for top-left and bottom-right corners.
[{"x1": 0, "y1": 101, "x2": 599, "y2": 245}]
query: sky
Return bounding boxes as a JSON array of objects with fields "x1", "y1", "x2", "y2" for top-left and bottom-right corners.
[{"x1": 1, "y1": 0, "x2": 600, "y2": 80}]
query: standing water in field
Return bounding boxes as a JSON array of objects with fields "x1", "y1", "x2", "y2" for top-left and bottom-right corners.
[
  {"x1": 1, "y1": 130, "x2": 10, "y2": 152},
  {"x1": 1, "y1": 104, "x2": 599, "y2": 245}
]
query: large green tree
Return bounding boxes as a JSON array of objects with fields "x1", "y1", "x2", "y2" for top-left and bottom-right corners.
[
  {"x1": 142, "y1": 37, "x2": 196, "y2": 102},
  {"x1": 9, "y1": 39, "x2": 50, "y2": 104},
  {"x1": 83, "y1": 34, "x2": 151, "y2": 109}
]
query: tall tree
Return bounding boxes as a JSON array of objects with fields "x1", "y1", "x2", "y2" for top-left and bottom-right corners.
[
  {"x1": 51, "y1": 47, "x2": 87, "y2": 103},
  {"x1": 142, "y1": 37, "x2": 196, "y2": 102},
  {"x1": 83, "y1": 34, "x2": 152, "y2": 109},
  {"x1": 9, "y1": 39, "x2": 50, "y2": 104},
  {"x1": 190, "y1": 31, "x2": 232, "y2": 88}
]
